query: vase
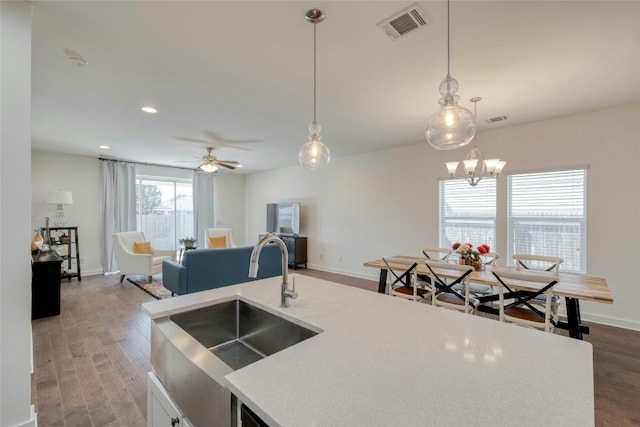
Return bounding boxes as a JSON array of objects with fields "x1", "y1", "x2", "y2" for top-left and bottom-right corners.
[{"x1": 472, "y1": 259, "x2": 484, "y2": 271}]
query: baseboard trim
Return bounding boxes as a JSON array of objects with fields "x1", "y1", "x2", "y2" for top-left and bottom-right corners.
[
  {"x1": 581, "y1": 313, "x2": 640, "y2": 331},
  {"x1": 304, "y1": 264, "x2": 640, "y2": 332}
]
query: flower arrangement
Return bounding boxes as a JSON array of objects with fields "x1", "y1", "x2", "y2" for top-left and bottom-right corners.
[{"x1": 452, "y1": 242, "x2": 490, "y2": 266}]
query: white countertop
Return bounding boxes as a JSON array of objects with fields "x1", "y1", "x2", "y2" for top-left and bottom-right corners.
[{"x1": 143, "y1": 274, "x2": 594, "y2": 427}]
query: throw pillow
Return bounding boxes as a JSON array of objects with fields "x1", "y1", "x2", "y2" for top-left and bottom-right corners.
[
  {"x1": 133, "y1": 241, "x2": 154, "y2": 254},
  {"x1": 208, "y1": 236, "x2": 227, "y2": 248}
]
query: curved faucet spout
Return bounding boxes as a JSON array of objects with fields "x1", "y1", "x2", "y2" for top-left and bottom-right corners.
[{"x1": 249, "y1": 233, "x2": 296, "y2": 307}]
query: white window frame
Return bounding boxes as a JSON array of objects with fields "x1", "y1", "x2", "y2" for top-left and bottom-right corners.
[
  {"x1": 439, "y1": 178, "x2": 497, "y2": 253},
  {"x1": 507, "y1": 168, "x2": 587, "y2": 273}
]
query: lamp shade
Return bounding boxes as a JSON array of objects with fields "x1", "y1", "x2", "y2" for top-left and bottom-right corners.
[{"x1": 47, "y1": 190, "x2": 73, "y2": 205}]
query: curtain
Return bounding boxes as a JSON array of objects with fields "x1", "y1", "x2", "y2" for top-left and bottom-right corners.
[
  {"x1": 193, "y1": 171, "x2": 215, "y2": 246},
  {"x1": 101, "y1": 160, "x2": 136, "y2": 273}
]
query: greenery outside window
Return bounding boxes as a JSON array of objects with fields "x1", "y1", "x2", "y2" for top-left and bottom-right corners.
[{"x1": 136, "y1": 176, "x2": 193, "y2": 249}]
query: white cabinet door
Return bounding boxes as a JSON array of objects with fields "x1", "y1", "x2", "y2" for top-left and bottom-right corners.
[{"x1": 148, "y1": 372, "x2": 183, "y2": 427}]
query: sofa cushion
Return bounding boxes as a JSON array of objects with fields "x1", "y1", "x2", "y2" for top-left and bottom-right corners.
[
  {"x1": 133, "y1": 241, "x2": 153, "y2": 254},
  {"x1": 208, "y1": 236, "x2": 227, "y2": 248}
]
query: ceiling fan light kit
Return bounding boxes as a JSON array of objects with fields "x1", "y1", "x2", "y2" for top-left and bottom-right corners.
[
  {"x1": 298, "y1": 8, "x2": 331, "y2": 170},
  {"x1": 426, "y1": 0, "x2": 476, "y2": 150},
  {"x1": 197, "y1": 147, "x2": 241, "y2": 173}
]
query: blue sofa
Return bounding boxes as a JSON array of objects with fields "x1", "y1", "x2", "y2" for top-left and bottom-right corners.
[{"x1": 162, "y1": 244, "x2": 282, "y2": 295}]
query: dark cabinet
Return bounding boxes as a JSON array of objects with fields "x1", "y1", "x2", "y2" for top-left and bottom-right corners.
[
  {"x1": 32, "y1": 251, "x2": 63, "y2": 320},
  {"x1": 40, "y1": 226, "x2": 81, "y2": 281},
  {"x1": 240, "y1": 404, "x2": 269, "y2": 427},
  {"x1": 259, "y1": 235, "x2": 307, "y2": 269}
]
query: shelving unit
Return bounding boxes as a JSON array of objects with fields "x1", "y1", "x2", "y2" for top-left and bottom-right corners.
[
  {"x1": 40, "y1": 226, "x2": 81, "y2": 281},
  {"x1": 259, "y1": 234, "x2": 307, "y2": 269}
]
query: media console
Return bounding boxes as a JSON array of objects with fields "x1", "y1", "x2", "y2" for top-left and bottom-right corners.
[{"x1": 259, "y1": 234, "x2": 307, "y2": 269}]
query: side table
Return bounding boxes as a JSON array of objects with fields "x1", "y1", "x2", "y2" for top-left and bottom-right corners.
[
  {"x1": 32, "y1": 250, "x2": 63, "y2": 320},
  {"x1": 178, "y1": 245, "x2": 197, "y2": 263}
]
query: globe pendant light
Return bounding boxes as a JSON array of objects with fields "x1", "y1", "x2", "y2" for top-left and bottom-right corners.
[
  {"x1": 298, "y1": 9, "x2": 330, "y2": 170},
  {"x1": 426, "y1": 0, "x2": 476, "y2": 150}
]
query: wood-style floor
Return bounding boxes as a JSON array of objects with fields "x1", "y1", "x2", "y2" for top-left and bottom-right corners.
[{"x1": 31, "y1": 270, "x2": 640, "y2": 426}]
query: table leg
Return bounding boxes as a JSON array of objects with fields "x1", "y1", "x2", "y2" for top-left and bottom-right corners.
[
  {"x1": 564, "y1": 297, "x2": 584, "y2": 340},
  {"x1": 377, "y1": 269, "x2": 387, "y2": 294}
]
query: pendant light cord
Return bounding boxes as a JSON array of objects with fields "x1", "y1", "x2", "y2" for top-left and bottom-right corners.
[
  {"x1": 447, "y1": 0, "x2": 451, "y2": 77},
  {"x1": 313, "y1": 21, "x2": 317, "y2": 122}
]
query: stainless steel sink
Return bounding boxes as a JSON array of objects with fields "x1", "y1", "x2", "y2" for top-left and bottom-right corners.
[
  {"x1": 170, "y1": 298, "x2": 319, "y2": 370},
  {"x1": 150, "y1": 296, "x2": 321, "y2": 427}
]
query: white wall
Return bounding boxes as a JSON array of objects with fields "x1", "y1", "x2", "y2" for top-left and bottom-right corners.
[
  {"x1": 246, "y1": 103, "x2": 640, "y2": 331},
  {"x1": 1, "y1": 1, "x2": 37, "y2": 425},
  {"x1": 214, "y1": 173, "x2": 246, "y2": 245},
  {"x1": 32, "y1": 151, "x2": 103, "y2": 275}
]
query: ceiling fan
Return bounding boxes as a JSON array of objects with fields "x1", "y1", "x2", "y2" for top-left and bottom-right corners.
[{"x1": 194, "y1": 147, "x2": 242, "y2": 173}]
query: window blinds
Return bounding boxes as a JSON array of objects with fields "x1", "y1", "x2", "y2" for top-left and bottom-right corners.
[
  {"x1": 439, "y1": 178, "x2": 496, "y2": 250},
  {"x1": 508, "y1": 169, "x2": 587, "y2": 273}
]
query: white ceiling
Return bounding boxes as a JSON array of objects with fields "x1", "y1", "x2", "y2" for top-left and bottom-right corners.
[{"x1": 30, "y1": 1, "x2": 640, "y2": 174}]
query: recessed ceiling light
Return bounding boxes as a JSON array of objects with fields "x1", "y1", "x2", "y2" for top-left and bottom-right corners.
[
  {"x1": 141, "y1": 106, "x2": 158, "y2": 114},
  {"x1": 99, "y1": 145, "x2": 111, "y2": 149}
]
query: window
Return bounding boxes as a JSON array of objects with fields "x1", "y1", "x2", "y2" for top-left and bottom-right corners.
[
  {"x1": 439, "y1": 178, "x2": 496, "y2": 251},
  {"x1": 508, "y1": 169, "x2": 586, "y2": 273},
  {"x1": 136, "y1": 176, "x2": 193, "y2": 249}
]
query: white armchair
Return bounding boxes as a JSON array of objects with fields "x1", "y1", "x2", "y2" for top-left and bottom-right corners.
[
  {"x1": 204, "y1": 228, "x2": 236, "y2": 248},
  {"x1": 112, "y1": 231, "x2": 175, "y2": 283}
]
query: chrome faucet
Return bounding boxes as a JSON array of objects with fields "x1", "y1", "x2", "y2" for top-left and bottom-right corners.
[{"x1": 249, "y1": 233, "x2": 297, "y2": 308}]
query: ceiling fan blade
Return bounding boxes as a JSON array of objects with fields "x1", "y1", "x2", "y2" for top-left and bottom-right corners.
[
  {"x1": 215, "y1": 162, "x2": 237, "y2": 170},
  {"x1": 216, "y1": 160, "x2": 240, "y2": 165},
  {"x1": 174, "y1": 137, "x2": 214, "y2": 144}
]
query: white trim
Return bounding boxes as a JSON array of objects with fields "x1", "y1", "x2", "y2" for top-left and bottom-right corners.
[{"x1": 505, "y1": 164, "x2": 590, "y2": 177}]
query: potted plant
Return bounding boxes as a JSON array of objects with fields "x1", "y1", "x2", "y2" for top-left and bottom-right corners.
[{"x1": 179, "y1": 237, "x2": 197, "y2": 249}]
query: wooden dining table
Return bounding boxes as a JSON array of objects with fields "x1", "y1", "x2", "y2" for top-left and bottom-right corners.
[{"x1": 363, "y1": 256, "x2": 614, "y2": 340}]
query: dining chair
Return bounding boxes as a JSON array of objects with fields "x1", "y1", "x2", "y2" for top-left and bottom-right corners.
[
  {"x1": 513, "y1": 254, "x2": 563, "y2": 314},
  {"x1": 416, "y1": 246, "x2": 452, "y2": 289},
  {"x1": 382, "y1": 257, "x2": 429, "y2": 302},
  {"x1": 513, "y1": 254, "x2": 563, "y2": 273},
  {"x1": 423, "y1": 260, "x2": 477, "y2": 314},
  {"x1": 491, "y1": 268, "x2": 559, "y2": 333},
  {"x1": 419, "y1": 246, "x2": 452, "y2": 261}
]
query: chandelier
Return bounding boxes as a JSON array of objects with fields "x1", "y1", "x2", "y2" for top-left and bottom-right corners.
[
  {"x1": 425, "y1": 0, "x2": 476, "y2": 150},
  {"x1": 445, "y1": 97, "x2": 506, "y2": 186},
  {"x1": 298, "y1": 9, "x2": 330, "y2": 170}
]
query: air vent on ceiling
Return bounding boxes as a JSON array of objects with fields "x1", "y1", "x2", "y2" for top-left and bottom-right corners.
[
  {"x1": 486, "y1": 115, "x2": 510, "y2": 124},
  {"x1": 377, "y1": 3, "x2": 432, "y2": 41}
]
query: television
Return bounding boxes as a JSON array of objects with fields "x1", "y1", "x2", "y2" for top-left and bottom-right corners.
[{"x1": 266, "y1": 202, "x2": 301, "y2": 235}]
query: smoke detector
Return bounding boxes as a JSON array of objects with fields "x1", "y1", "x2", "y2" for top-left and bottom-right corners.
[
  {"x1": 64, "y1": 49, "x2": 87, "y2": 68},
  {"x1": 377, "y1": 3, "x2": 432, "y2": 41}
]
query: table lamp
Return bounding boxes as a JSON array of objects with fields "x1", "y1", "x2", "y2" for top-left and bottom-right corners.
[{"x1": 47, "y1": 190, "x2": 73, "y2": 226}]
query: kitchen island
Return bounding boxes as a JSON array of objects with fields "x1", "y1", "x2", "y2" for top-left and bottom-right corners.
[{"x1": 143, "y1": 274, "x2": 593, "y2": 427}]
